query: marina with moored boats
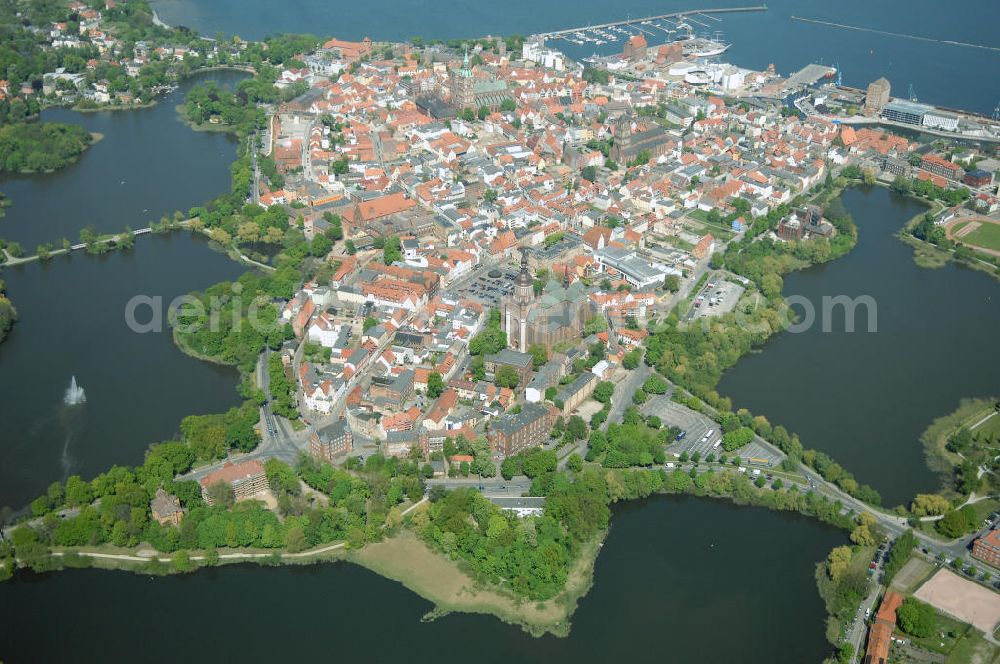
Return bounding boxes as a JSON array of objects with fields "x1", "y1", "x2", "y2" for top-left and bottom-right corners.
[{"x1": 533, "y1": 5, "x2": 767, "y2": 56}]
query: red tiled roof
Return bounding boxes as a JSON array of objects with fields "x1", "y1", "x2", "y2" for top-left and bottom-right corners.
[
  {"x1": 865, "y1": 591, "x2": 903, "y2": 664},
  {"x1": 200, "y1": 460, "x2": 265, "y2": 488}
]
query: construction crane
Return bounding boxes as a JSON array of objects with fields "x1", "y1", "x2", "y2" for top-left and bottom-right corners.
[
  {"x1": 834, "y1": 62, "x2": 841, "y2": 87},
  {"x1": 908, "y1": 83, "x2": 918, "y2": 102},
  {"x1": 992, "y1": 100, "x2": 1000, "y2": 122}
]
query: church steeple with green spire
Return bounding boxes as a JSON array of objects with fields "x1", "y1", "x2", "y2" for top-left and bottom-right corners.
[{"x1": 460, "y1": 48, "x2": 472, "y2": 77}]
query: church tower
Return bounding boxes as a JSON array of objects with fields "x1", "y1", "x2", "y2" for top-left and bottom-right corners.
[
  {"x1": 450, "y1": 49, "x2": 476, "y2": 111},
  {"x1": 614, "y1": 114, "x2": 632, "y2": 140},
  {"x1": 504, "y1": 248, "x2": 534, "y2": 351},
  {"x1": 514, "y1": 248, "x2": 533, "y2": 304}
]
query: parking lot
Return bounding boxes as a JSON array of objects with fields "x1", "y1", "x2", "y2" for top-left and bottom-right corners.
[
  {"x1": 445, "y1": 264, "x2": 517, "y2": 308},
  {"x1": 685, "y1": 277, "x2": 744, "y2": 322},
  {"x1": 642, "y1": 395, "x2": 783, "y2": 467}
]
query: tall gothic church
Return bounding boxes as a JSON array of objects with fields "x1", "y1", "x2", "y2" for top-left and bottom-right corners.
[
  {"x1": 448, "y1": 50, "x2": 512, "y2": 113},
  {"x1": 449, "y1": 51, "x2": 476, "y2": 110},
  {"x1": 502, "y1": 250, "x2": 596, "y2": 351}
]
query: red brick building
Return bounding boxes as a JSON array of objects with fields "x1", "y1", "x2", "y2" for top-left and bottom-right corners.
[
  {"x1": 973, "y1": 530, "x2": 1000, "y2": 568},
  {"x1": 920, "y1": 154, "x2": 963, "y2": 181},
  {"x1": 963, "y1": 169, "x2": 993, "y2": 188},
  {"x1": 309, "y1": 419, "x2": 354, "y2": 462},
  {"x1": 487, "y1": 402, "x2": 558, "y2": 457},
  {"x1": 623, "y1": 35, "x2": 647, "y2": 62},
  {"x1": 863, "y1": 591, "x2": 903, "y2": 664}
]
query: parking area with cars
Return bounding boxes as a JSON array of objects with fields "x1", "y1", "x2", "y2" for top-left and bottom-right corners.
[
  {"x1": 444, "y1": 265, "x2": 517, "y2": 308},
  {"x1": 643, "y1": 395, "x2": 783, "y2": 467},
  {"x1": 685, "y1": 277, "x2": 744, "y2": 322}
]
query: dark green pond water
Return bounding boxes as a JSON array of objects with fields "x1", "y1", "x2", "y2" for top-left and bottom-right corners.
[
  {"x1": 0, "y1": 495, "x2": 845, "y2": 663},
  {"x1": 0, "y1": 72, "x2": 250, "y2": 510},
  {"x1": 719, "y1": 187, "x2": 1000, "y2": 507}
]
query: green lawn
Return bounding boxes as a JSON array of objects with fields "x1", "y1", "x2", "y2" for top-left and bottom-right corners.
[
  {"x1": 658, "y1": 236, "x2": 695, "y2": 252},
  {"x1": 969, "y1": 498, "x2": 1000, "y2": 525},
  {"x1": 815, "y1": 545, "x2": 875, "y2": 643},
  {"x1": 973, "y1": 411, "x2": 1000, "y2": 440},
  {"x1": 920, "y1": 397, "x2": 998, "y2": 484},
  {"x1": 959, "y1": 221, "x2": 1000, "y2": 252},
  {"x1": 946, "y1": 628, "x2": 1000, "y2": 664},
  {"x1": 685, "y1": 209, "x2": 737, "y2": 240},
  {"x1": 906, "y1": 611, "x2": 971, "y2": 655},
  {"x1": 890, "y1": 556, "x2": 935, "y2": 594}
]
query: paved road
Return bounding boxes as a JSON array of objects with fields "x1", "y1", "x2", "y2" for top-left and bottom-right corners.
[
  {"x1": 656, "y1": 255, "x2": 712, "y2": 314},
  {"x1": 426, "y1": 477, "x2": 533, "y2": 496},
  {"x1": 846, "y1": 574, "x2": 884, "y2": 661},
  {"x1": 250, "y1": 132, "x2": 260, "y2": 204},
  {"x1": 652, "y1": 379, "x2": 991, "y2": 570},
  {"x1": 605, "y1": 365, "x2": 652, "y2": 428},
  {"x1": 180, "y1": 348, "x2": 310, "y2": 483},
  {"x1": 182, "y1": 304, "x2": 414, "y2": 484}
]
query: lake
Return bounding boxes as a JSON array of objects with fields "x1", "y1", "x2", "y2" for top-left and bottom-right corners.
[
  {"x1": 0, "y1": 70, "x2": 247, "y2": 250},
  {"x1": 0, "y1": 495, "x2": 845, "y2": 663},
  {"x1": 0, "y1": 72, "x2": 251, "y2": 511},
  {"x1": 151, "y1": 0, "x2": 1000, "y2": 114},
  {"x1": 0, "y1": 233, "x2": 246, "y2": 510},
  {"x1": 719, "y1": 187, "x2": 1000, "y2": 507}
]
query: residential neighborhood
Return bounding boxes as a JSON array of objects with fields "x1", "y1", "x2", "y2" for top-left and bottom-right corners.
[
  {"x1": 223, "y1": 31, "x2": 1000, "y2": 492},
  {"x1": 4, "y1": 4, "x2": 1000, "y2": 663}
]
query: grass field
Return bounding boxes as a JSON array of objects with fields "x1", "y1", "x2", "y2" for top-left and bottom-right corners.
[
  {"x1": 891, "y1": 556, "x2": 935, "y2": 594},
  {"x1": 655, "y1": 235, "x2": 695, "y2": 252},
  {"x1": 957, "y1": 221, "x2": 1000, "y2": 253},
  {"x1": 907, "y1": 610, "x2": 971, "y2": 655},
  {"x1": 946, "y1": 629, "x2": 1000, "y2": 664},
  {"x1": 685, "y1": 209, "x2": 737, "y2": 240},
  {"x1": 815, "y1": 544, "x2": 875, "y2": 644},
  {"x1": 973, "y1": 411, "x2": 1000, "y2": 440},
  {"x1": 970, "y1": 499, "x2": 1000, "y2": 526},
  {"x1": 347, "y1": 528, "x2": 603, "y2": 636},
  {"x1": 899, "y1": 232, "x2": 951, "y2": 268},
  {"x1": 920, "y1": 397, "x2": 998, "y2": 486}
]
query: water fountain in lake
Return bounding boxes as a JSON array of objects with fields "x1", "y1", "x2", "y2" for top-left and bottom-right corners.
[{"x1": 64, "y1": 376, "x2": 86, "y2": 406}]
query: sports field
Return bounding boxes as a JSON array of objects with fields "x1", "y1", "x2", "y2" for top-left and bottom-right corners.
[
  {"x1": 915, "y1": 569, "x2": 1000, "y2": 634},
  {"x1": 890, "y1": 556, "x2": 934, "y2": 593},
  {"x1": 950, "y1": 218, "x2": 1000, "y2": 254}
]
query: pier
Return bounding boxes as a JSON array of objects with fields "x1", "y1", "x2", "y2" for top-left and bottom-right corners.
[
  {"x1": 790, "y1": 15, "x2": 1000, "y2": 53},
  {"x1": 835, "y1": 116, "x2": 1000, "y2": 144},
  {"x1": 536, "y1": 5, "x2": 767, "y2": 39}
]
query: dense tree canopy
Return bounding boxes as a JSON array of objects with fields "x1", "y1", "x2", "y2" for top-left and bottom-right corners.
[
  {"x1": 418, "y1": 469, "x2": 609, "y2": 600},
  {"x1": 173, "y1": 272, "x2": 291, "y2": 372},
  {"x1": 469, "y1": 309, "x2": 506, "y2": 356},
  {"x1": 896, "y1": 598, "x2": 937, "y2": 638},
  {"x1": 0, "y1": 278, "x2": 17, "y2": 343},
  {"x1": 184, "y1": 80, "x2": 266, "y2": 129},
  {"x1": 586, "y1": 421, "x2": 668, "y2": 468},
  {"x1": 0, "y1": 121, "x2": 92, "y2": 173}
]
